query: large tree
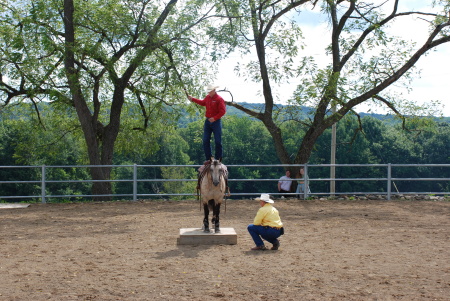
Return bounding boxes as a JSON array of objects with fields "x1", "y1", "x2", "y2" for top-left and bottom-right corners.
[
  {"x1": 0, "y1": 0, "x2": 225, "y2": 199},
  {"x1": 220, "y1": 0, "x2": 450, "y2": 173}
]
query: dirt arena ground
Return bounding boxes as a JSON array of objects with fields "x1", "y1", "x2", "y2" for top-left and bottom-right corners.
[{"x1": 0, "y1": 198, "x2": 449, "y2": 301}]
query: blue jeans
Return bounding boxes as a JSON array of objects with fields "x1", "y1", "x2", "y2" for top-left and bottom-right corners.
[
  {"x1": 247, "y1": 224, "x2": 281, "y2": 247},
  {"x1": 296, "y1": 183, "x2": 311, "y2": 197},
  {"x1": 203, "y1": 118, "x2": 222, "y2": 160}
]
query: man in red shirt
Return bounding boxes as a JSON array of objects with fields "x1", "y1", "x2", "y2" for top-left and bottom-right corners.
[{"x1": 188, "y1": 84, "x2": 226, "y2": 162}]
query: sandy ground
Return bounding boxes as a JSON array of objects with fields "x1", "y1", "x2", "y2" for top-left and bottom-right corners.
[{"x1": 0, "y1": 199, "x2": 449, "y2": 301}]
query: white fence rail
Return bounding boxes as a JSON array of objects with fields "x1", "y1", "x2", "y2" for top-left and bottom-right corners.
[{"x1": 1, "y1": 164, "x2": 449, "y2": 203}]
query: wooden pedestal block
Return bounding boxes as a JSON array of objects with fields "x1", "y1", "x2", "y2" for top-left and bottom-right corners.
[{"x1": 177, "y1": 227, "x2": 237, "y2": 245}]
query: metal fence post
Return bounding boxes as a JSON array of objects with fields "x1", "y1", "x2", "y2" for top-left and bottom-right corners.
[
  {"x1": 41, "y1": 165, "x2": 46, "y2": 204},
  {"x1": 133, "y1": 164, "x2": 137, "y2": 201},
  {"x1": 304, "y1": 164, "x2": 309, "y2": 200},
  {"x1": 387, "y1": 163, "x2": 392, "y2": 200}
]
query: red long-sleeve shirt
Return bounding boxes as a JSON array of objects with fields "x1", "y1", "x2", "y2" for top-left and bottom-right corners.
[{"x1": 191, "y1": 93, "x2": 226, "y2": 121}]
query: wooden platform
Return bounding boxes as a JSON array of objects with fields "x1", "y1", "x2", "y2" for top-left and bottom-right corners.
[{"x1": 177, "y1": 227, "x2": 237, "y2": 245}]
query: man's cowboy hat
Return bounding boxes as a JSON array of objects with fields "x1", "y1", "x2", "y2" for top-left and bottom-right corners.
[
  {"x1": 205, "y1": 84, "x2": 220, "y2": 92},
  {"x1": 255, "y1": 193, "x2": 274, "y2": 204}
]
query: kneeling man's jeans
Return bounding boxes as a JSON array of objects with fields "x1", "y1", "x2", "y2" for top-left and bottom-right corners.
[{"x1": 247, "y1": 224, "x2": 281, "y2": 247}]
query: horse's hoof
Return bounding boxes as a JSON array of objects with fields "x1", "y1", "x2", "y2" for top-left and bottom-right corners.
[
  {"x1": 215, "y1": 228, "x2": 220, "y2": 233},
  {"x1": 203, "y1": 228, "x2": 210, "y2": 233}
]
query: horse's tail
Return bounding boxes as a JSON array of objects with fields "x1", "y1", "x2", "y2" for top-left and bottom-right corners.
[{"x1": 223, "y1": 185, "x2": 231, "y2": 214}]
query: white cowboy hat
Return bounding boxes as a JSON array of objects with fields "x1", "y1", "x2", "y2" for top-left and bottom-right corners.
[
  {"x1": 205, "y1": 84, "x2": 220, "y2": 92},
  {"x1": 255, "y1": 193, "x2": 274, "y2": 204}
]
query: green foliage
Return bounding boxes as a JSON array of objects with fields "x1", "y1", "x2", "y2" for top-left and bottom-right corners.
[
  {"x1": 113, "y1": 124, "x2": 197, "y2": 198},
  {"x1": 308, "y1": 115, "x2": 450, "y2": 194},
  {"x1": 222, "y1": 115, "x2": 277, "y2": 164},
  {"x1": 1, "y1": 103, "x2": 450, "y2": 200},
  {"x1": 0, "y1": 104, "x2": 91, "y2": 201}
]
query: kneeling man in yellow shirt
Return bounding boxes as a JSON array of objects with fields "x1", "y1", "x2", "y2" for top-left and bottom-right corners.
[{"x1": 248, "y1": 194, "x2": 284, "y2": 251}]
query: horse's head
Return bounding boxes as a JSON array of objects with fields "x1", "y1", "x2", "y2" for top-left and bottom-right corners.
[{"x1": 209, "y1": 158, "x2": 223, "y2": 186}]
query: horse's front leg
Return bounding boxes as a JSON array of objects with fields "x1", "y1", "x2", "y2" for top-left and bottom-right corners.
[
  {"x1": 213, "y1": 202, "x2": 221, "y2": 233},
  {"x1": 203, "y1": 203, "x2": 210, "y2": 233}
]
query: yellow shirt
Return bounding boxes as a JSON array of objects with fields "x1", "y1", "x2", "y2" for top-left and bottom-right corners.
[{"x1": 253, "y1": 203, "x2": 283, "y2": 228}]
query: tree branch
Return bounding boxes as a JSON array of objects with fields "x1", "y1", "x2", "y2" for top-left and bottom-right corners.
[{"x1": 225, "y1": 101, "x2": 263, "y2": 119}]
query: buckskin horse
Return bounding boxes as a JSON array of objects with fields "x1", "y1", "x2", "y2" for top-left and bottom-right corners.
[{"x1": 197, "y1": 158, "x2": 228, "y2": 233}]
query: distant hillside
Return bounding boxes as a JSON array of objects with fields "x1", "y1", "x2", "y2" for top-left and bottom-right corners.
[
  {"x1": 3, "y1": 101, "x2": 448, "y2": 126},
  {"x1": 225, "y1": 102, "x2": 450, "y2": 124}
]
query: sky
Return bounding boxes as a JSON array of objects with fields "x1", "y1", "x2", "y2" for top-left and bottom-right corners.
[{"x1": 215, "y1": 0, "x2": 450, "y2": 117}]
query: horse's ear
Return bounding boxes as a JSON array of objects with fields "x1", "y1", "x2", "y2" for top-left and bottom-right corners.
[
  {"x1": 210, "y1": 156, "x2": 214, "y2": 162},
  {"x1": 219, "y1": 157, "x2": 222, "y2": 163}
]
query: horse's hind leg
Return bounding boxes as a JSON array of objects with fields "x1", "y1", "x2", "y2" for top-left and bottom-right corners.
[
  {"x1": 203, "y1": 203, "x2": 210, "y2": 233},
  {"x1": 213, "y1": 202, "x2": 221, "y2": 233}
]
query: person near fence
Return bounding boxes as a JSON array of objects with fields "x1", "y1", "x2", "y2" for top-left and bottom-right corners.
[
  {"x1": 278, "y1": 170, "x2": 292, "y2": 197},
  {"x1": 187, "y1": 84, "x2": 226, "y2": 163},
  {"x1": 247, "y1": 194, "x2": 284, "y2": 251},
  {"x1": 296, "y1": 168, "x2": 311, "y2": 199}
]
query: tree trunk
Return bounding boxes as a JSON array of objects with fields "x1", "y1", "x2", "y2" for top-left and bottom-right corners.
[
  {"x1": 64, "y1": 0, "x2": 116, "y2": 201},
  {"x1": 253, "y1": 33, "x2": 293, "y2": 168}
]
